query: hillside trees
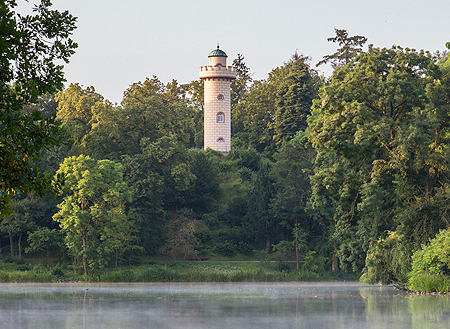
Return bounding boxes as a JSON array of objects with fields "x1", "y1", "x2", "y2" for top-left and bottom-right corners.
[
  {"x1": 54, "y1": 78, "x2": 224, "y2": 255},
  {"x1": 308, "y1": 45, "x2": 449, "y2": 274},
  {"x1": 243, "y1": 161, "x2": 275, "y2": 249},
  {"x1": 0, "y1": 0, "x2": 77, "y2": 216},
  {"x1": 232, "y1": 54, "x2": 321, "y2": 155}
]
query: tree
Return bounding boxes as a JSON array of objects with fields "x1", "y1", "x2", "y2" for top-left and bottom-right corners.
[
  {"x1": 244, "y1": 162, "x2": 275, "y2": 249},
  {"x1": 270, "y1": 134, "x2": 320, "y2": 252},
  {"x1": 121, "y1": 77, "x2": 199, "y2": 149},
  {"x1": 25, "y1": 227, "x2": 65, "y2": 265},
  {"x1": 53, "y1": 155, "x2": 134, "y2": 275},
  {"x1": 0, "y1": 0, "x2": 77, "y2": 216},
  {"x1": 316, "y1": 29, "x2": 368, "y2": 67},
  {"x1": 308, "y1": 45, "x2": 447, "y2": 272},
  {"x1": 273, "y1": 54, "x2": 319, "y2": 146},
  {"x1": 232, "y1": 80, "x2": 277, "y2": 154},
  {"x1": 163, "y1": 214, "x2": 198, "y2": 265},
  {"x1": 232, "y1": 53, "x2": 321, "y2": 154},
  {"x1": 183, "y1": 149, "x2": 220, "y2": 213},
  {"x1": 231, "y1": 54, "x2": 252, "y2": 106}
]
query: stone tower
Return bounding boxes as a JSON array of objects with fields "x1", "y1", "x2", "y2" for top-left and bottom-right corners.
[{"x1": 199, "y1": 46, "x2": 237, "y2": 153}]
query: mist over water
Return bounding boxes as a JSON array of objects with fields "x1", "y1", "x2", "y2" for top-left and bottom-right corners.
[{"x1": 0, "y1": 282, "x2": 448, "y2": 329}]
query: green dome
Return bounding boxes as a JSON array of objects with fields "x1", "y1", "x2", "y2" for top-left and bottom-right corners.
[{"x1": 208, "y1": 46, "x2": 227, "y2": 58}]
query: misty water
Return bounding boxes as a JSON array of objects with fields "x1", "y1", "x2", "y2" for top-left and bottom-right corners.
[{"x1": 0, "y1": 282, "x2": 449, "y2": 329}]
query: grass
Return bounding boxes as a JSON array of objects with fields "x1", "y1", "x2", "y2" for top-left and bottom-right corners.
[
  {"x1": 0, "y1": 257, "x2": 339, "y2": 283},
  {"x1": 408, "y1": 273, "x2": 450, "y2": 293}
]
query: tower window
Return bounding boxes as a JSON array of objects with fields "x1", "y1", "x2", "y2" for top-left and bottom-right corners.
[
  {"x1": 217, "y1": 137, "x2": 224, "y2": 142},
  {"x1": 217, "y1": 94, "x2": 224, "y2": 101},
  {"x1": 217, "y1": 112, "x2": 225, "y2": 123}
]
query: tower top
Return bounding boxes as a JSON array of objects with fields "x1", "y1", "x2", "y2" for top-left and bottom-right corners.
[{"x1": 208, "y1": 45, "x2": 228, "y2": 58}]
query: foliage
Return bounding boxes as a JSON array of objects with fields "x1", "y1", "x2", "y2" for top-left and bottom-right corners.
[
  {"x1": 408, "y1": 273, "x2": 450, "y2": 293},
  {"x1": 270, "y1": 134, "x2": 315, "y2": 235},
  {"x1": 317, "y1": 29, "x2": 368, "y2": 67},
  {"x1": 232, "y1": 53, "x2": 321, "y2": 155},
  {"x1": 302, "y1": 251, "x2": 327, "y2": 273},
  {"x1": 308, "y1": 45, "x2": 448, "y2": 272},
  {"x1": 243, "y1": 162, "x2": 275, "y2": 248},
  {"x1": 25, "y1": 227, "x2": 65, "y2": 261},
  {"x1": 361, "y1": 231, "x2": 410, "y2": 284},
  {"x1": 162, "y1": 214, "x2": 198, "y2": 264},
  {"x1": 183, "y1": 149, "x2": 221, "y2": 212},
  {"x1": 0, "y1": 0, "x2": 77, "y2": 216},
  {"x1": 410, "y1": 229, "x2": 450, "y2": 277},
  {"x1": 273, "y1": 54, "x2": 319, "y2": 146},
  {"x1": 53, "y1": 155, "x2": 135, "y2": 275},
  {"x1": 231, "y1": 53, "x2": 252, "y2": 106}
]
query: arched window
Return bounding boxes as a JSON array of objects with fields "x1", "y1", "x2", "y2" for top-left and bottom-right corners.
[
  {"x1": 217, "y1": 112, "x2": 225, "y2": 123},
  {"x1": 217, "y1": 137, "x2": 224, "y2": 142}
]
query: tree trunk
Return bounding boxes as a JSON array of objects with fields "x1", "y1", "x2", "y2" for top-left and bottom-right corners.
[
  {"x1": 295, "y1": 235, "x2": 299, "y2": 270},
  {"x1": 18, "y1": 232, "x2": 22, "y2": 259},
  {"x1": 331, "y1": 252, "x2": 338, "y2": 272},
  {"x1": 82, "y1": 234, "x2": 88, "y2": 276},
  {"x1": 8, "y1": 230, "x2": 14, "y2": 257}
]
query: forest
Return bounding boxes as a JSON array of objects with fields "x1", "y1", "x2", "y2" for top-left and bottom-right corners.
[{"x1": 2, "y1": 1, "x2": 450, "y2": 290}]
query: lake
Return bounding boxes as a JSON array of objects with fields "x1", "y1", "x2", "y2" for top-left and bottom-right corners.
[{"x1": 0, "y1": 282, "x2": 448, "y2": 329}]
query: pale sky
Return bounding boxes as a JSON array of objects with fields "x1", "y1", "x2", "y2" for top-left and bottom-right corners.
[{"x1": 21, "y1": 0, "x2": 450, "y2": 104}]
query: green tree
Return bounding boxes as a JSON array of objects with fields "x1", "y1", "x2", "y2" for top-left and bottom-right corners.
[
  {"x1": 232, "y1": 80, "x2": 277, "y2": 154},
  {"x1": 0, "y1": 0, "x2": 77, "y2": 216},
  {"x1": 53, "y1": 155, "x2": 134, "y2": 275},
  {"x1": 121, "y1": 77, "x2": 199, "y2": 150},
  {"x1": 270, "y1": 134, "x2": 322, "y2": 254},
  {"x1": 273, "y1": 54, "x2": 319, "y2": 146},
  {"x1": 231, "y1": 53, "x2": 252, "y2": 107},
  {"x1": 308, "y1": 45, "x2": 447, "y2": 272},
  {"x1": 233, "y1": 53, "x2": 321, "y2": 154},
  {"x1": 55, "y1": 84, "x2": 125, "y2": 159},
  {"x1": 317, "y1": 28, "x2": 368, "y2": 67},
  {"x1": 25, "y1": 227, "x2": 65, "y2": 265},
  {"x1": 244, "y1": 162, "x2": 275, "y2": 249},
  {"x1": 183, "y1": 149, "x2": 220, "y2": 213}
]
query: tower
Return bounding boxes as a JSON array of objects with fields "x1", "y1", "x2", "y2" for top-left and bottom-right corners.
[{"x1": 199, "y1": 46, "x2": 237, "y2": 153}]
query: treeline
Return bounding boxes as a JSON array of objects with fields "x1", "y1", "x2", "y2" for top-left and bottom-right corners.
[{"x1": 4, "y1": 26, "x2": 450, "y2": 287}]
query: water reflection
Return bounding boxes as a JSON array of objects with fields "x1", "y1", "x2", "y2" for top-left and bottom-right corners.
[{"x1": 0, "y1": 283, "x2": 448, "y2": 329}]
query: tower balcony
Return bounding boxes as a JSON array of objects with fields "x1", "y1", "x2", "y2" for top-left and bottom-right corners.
[{"x1": 199, "y1": 65, "x2": 237, "y2": 80}]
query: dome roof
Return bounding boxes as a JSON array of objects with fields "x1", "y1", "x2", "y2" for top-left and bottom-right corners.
[{"x1": 208, "y1": 46, "x2": 227, "y2": 58}]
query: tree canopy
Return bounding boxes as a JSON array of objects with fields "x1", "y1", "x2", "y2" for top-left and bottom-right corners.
[{"x1": 0, "y1": 0, "x2": 77, "y2": 216}]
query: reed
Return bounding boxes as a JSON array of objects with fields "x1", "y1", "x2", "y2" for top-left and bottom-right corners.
[{"x1": 408, "y1": 273, "x2": 450, "y2": 293}]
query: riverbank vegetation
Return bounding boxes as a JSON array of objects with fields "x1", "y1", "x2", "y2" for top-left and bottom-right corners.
[
  {"x1": 0, "y1": 256, "x2": 356, "y2": 283},
  {"x1": 2, "y1": 2, "x2": 450, "y2": 292}
]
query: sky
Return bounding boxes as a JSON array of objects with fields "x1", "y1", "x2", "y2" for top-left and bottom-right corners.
[{"x1": 19, "y1": 0, "x2": 450, "y2": 104}]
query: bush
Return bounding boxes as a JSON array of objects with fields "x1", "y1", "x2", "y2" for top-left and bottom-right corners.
[
  {"x1": 101, "y1": 269, "x2": 136, "y2": 282},
  {"x1": 213, "y1": 240, "x2": 236, "y2": 256},
  {"x1": 408, "y1": 273, "x2": 450, "y2": 293},
  {"x1": 361, "y1": 231, "x2": 410, "y2": 284},
  {"x1": 302, "y1": 251, "x2": 326, "y2": 273},
  {"x1": 408, "y1": 229, "x2": 450, "y2": 293},
  {"x1": 238, "y1": 167, "x2": 253, "y2": 181},
  {"x1": 410, "y1": 229, "x2": 450, "y2": 276}
]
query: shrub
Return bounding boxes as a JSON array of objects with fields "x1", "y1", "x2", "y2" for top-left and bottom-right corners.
[
  {"x1": 408, "y1": 273, "x2": 450, "y2": 293},
  {"x1": 361, "y1": 231, "x2": 410, "y2": 284},
  {"x1": 408, "y1": 229, "x2": 450, "y2": 293},
  {"x1": 302, "y1": 251, "x2": 326, "y2": 273},
  {"x1": 238, "y1": 167, "x2": 253, "y2": 181},
  {"x1": 410, "y1": 229, "x2": 450, "y2": 276},
  {"x1": 213, "y1": 240, "x2": 236, "y2": 256}
]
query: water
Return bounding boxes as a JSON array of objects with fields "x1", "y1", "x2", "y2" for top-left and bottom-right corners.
[{"x1": 0, "y1": 282, "x2": 449, "y2": 329}]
